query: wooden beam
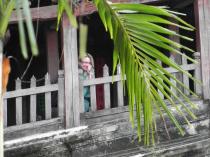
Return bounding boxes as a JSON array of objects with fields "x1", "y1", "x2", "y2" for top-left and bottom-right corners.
[
  {"x1": 173, "y1": 0, "x2": 194, "y2": 9},
  {"x1": 74, "y1": 0, "x2": 163, "y2": 16},
  {"x1": 194, "y1": 0, "x2": 210, "y2": 99},
  {"x1": 62, "y1": 14, "x2": 80, "y2": 128},
  {"x1": 9, "y1": 5, "x2": 57, "y2": 24},
  {"x1": 9, "y1": 0, "x2": 163, "y2": 24}
]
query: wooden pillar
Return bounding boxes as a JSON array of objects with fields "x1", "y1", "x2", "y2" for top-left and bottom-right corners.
[
  {"x1": 194, "y1": 0, "x2": 210, "y2": 99},
  {"x1": 46, "y1": 28, "x2": 59, "y2": 83},
  {"x1": 62, "y1": 15, "x2": 80, "y2": 128},
  {"x1": 0, "y1": 40, "x2": 3, "y2": 157}
]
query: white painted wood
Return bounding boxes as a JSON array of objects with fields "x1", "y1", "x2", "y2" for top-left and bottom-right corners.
[
  {"x1": 30, "y1": 76, "x2": 36, "y2": 122},
  {"x1": 90, "y1": 70, "x2": 97, "y2": 111},
  {"x1": 193, "y1": 52, "x2": 202, "y2": 95},
  {"x1": 16, "y1": 78, "x2": 22, "y2": 125},
  {"x1": 3, "y1": 99, "x2": 7, "y2": 127},
  {"x1": 58, "y1": 70, "x2": 65, "y2": 117},
  {"x1": 103, "y1": 65, "x2": 111, "y2": 109},
  {"x1": 117, "y1": 64, "x2": 124, "y2": 107},
  {"x1": 45, "y1": 73, "x2": 52, "y2": 119},
  {"x1": 3, "y1": 84, "x2": 58, "y2": 99},
  {"x1": 182, "y1": 56, "x2": 190, "y2": 95},
  {"x1": 62, "y1": 15, "x2": 80, "y2": 127}
]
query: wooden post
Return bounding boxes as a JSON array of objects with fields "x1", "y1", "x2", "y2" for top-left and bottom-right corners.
[
  {"x1": 46, "y1": 28, "x2": 59, "y2": 83},
  {"x1": 0, "y1": 40, "x2": 4, "y2": 157},
  {"x1": 103, "y1": 64, "x2": 111, "y2": 109},
  {"x1": 62, "y1": 14, "x2": 80, "y2": 127},
  {"x1": 193, "y1": 52, "x2": 202, "y2": 95},
  {"x1": 45, "y1": 73, "x2": 52, "y2": 119},
  {"x1": 16, "y1": 78, "x2": 22, "y2": 125},
  {"x1": 90, "y1": 70, "x2": 97, "y2": 111},
  {"x1": 30, "y1": 76, "x2": 36, "y2": 122},
  {"x1": 194, "y1": 0, "x2": 210, "y2": 99},
  {"x1": 58, "y1": 70, "x2": 65, "y2": 117},
  {"x1": 117, "y1": 64, "x2": 124, "y2": 107}
]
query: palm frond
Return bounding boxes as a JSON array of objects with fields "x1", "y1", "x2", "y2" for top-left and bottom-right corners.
[{"x1": 93, "y1": 0, "x2": 198, "y2": 144}]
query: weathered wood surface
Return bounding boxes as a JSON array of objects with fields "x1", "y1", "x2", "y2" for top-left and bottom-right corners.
[
  {"x1": 9, "y1": 0, "x2": 162, "y2": 24},
  {"x1": 82, "y1": 64, "x2": 197, "y2": 87},
  {"x1": 30, "y1": 76, "x2": 36, "y2": 122},
  {"x1": 90, "y1": 71, "x2": 97, "y2": 112},
  {"x1": 3, "y1": 84, "x2": 58, "y2": 99},
  {"x1": 4, "y1": 118, "x2": 63, "y2": 140},
  {"x1": 117, "y1": 64, "x2": 124, "y2": 107},
  {"x1": 62, "y1": 14, "x2": 80, "y2": 128},
  {"x1": 45, "y1": 73, "x2": 52, "y2": 119},
  {"x1": 10, "y1": 5, "x2": 57, "y2": 24},
  {"x1": 194, "y1": 0, "x2": 210, "y2": 99},
  {"x1": 15, "y1": 78, "x2": 22, "y2": 125},
  {"x1": 58, "y1": 71, "x2": 65, "y2": 117},
  {"x1": 103, "y1": 65, "x2": 111, "y2": 109}
]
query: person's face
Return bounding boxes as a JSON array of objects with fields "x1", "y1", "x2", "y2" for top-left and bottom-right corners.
[{"x1": 81, "y1": 57, "x2": 91, "y2": 72}]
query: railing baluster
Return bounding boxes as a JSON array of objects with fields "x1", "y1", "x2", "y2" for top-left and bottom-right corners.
[
  {"x1": 117, "y1": 64, "x2": 124, "y2": 107},
  {"x1": 45, "y1": 73, "x2": 52, "y2": 119},
  {"x1": 58, "y1": 70, "x2": 65, "y2": 117},
  {"x1": 90, "y1": 70, "x2": 97, "y2": 111},
  {"x1": 157, "y1": 60, "x2": 164, "y2": 99},
  {"x1": 103, "y1": 64, "x2": 111, "y2": 109},
  {"x1": 193, "y1": 52, "x2": 202, "y2": 95},
  {"x1": 16, "y1": 78, "x2": 22, "y2": 125},
  {"x1": 30, "y1": 76, "x2": 36, "y2": 122},
  {"x1": 79, "y1": 81, "x2": 84, "y2": 113},
  {"x1": 182, "y1": 55, "x2": 190, "y2": 95},
  {"x1": 3, "y1": 99, "x2": 7, "y2": 127}
]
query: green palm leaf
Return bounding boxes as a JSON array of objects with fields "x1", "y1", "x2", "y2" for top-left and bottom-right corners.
[{"x1": 93, "y1": 0, "x2": 199, "y2": 144}]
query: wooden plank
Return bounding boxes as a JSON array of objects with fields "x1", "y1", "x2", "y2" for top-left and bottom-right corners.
[
  {"x1": 83, "y1": 64, "x2": 197, "y2": 86},
  {"x1": 79, "y1": 81, "x2": 85, "y2": 113},
  {"x1": 117, "y1": 65, "x2": 124, "y2": 107},
  {"x1": 30, "y1": 76, "x2": 36, "y2": 122},
  {"x1": 58, "y1": 70, "x2": 65, "y2": 117},
  {"x1": 62, "y1": 14, "x2": 80, "y2": 127},
  {"x1": 10, "y1": 5, "x2": 57, "y2": 24},
  {"x1": 193, "y1": 52, "x2": 202, "y2": 95},
  {"x1": 15, "y1": 78, "x2": 22, "y2": 125},
  {"x1": 9, "y1": 0, "x2": 161, "y2": 24},
  {"x1": 3, "y1": 84, "x2": 58, "y2": 99},
  {"x1": 103, "y1": 65, "x2": 111, "y2": 109},
  {"x1": 3, "y1": 99, "x2": 7, "y2": 127},
  {"x1": 74, "y1": 0, "x2": 161, "y2": 16},
  {"x1": 45, "y1": 73, "x2": 52, "y2": 120},
  {"x1": 90, "y1": 71, "x2": 97, "y2": 112},
  {"x1": 4, "y1": 118, "x2": 63, "y2": 141},
  {"x1": 194, "y1": 0, "x2": 210, "y2": 99}
]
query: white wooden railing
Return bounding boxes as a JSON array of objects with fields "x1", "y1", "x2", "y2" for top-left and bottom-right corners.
[
  {"x1": 3, "y1": 70, "x2": 65, "y2": 128},
  {"x1": 80, "y1": 52, "x2": 202, "y2": 113}
]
